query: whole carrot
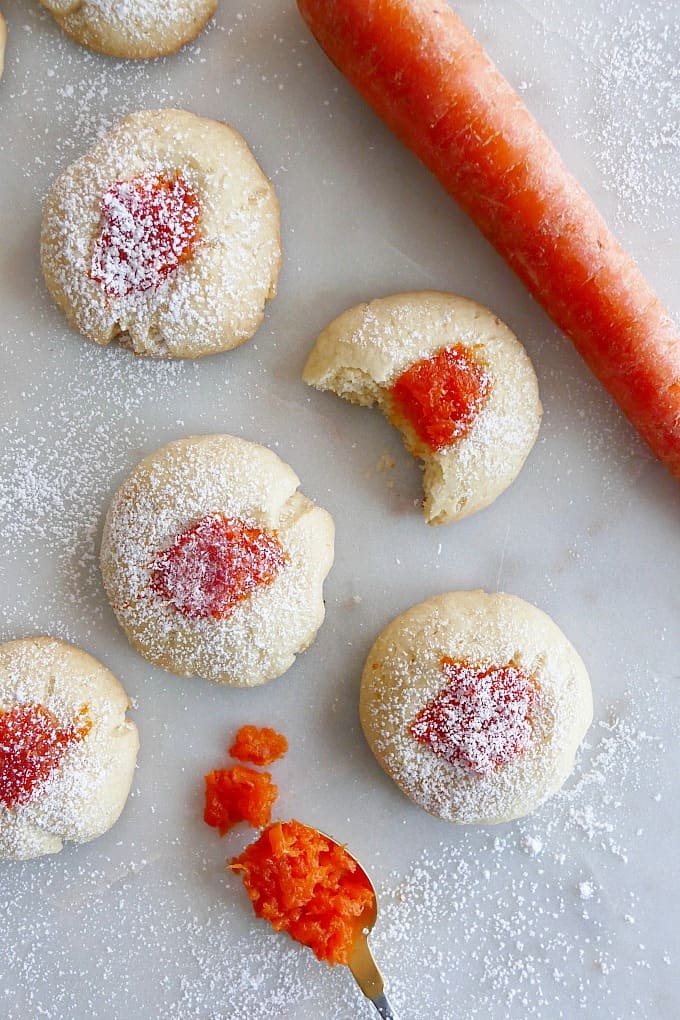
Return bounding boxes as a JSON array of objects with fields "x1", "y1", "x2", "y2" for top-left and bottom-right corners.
[{"x1": 298, "y1": 0, "x2": 680, "y2": 477}]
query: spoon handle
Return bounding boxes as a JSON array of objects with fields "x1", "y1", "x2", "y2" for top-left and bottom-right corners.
[
  {"x1": 369, "y1": 990, "x2": 402, "y2": 1019},
  {"x1": 348, "y1": 936, "x2": 401, "y2": 1019}
]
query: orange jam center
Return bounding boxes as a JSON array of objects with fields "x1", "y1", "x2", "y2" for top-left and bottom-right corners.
[
  {"x1": 410, "y1": 658, "x2": 536, "y2": 775},
  {"x1": 390, "y1": 345, "x2": 491, "y2": 450},
  {"x1": 229, "y1": 725, "x2": 289, "y2": 767},
  {"x1": 90, "y1": 170, "x2": 201, "y2": 298},
  {"x1": 231, "y1": 820, "x2": 376, "y2": 966},
  {"x1": 0, "y1": 703, "x2": 90, "y2": 808},
  {"x1": 150, "y1": 513, "x2": 288, "y2": 621},
  {"x1": 204, "y1": 765, "x2": 278, "y2": 835}
]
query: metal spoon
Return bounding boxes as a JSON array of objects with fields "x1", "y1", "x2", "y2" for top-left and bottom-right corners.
[{"x1": 320, "y1": 830, "x2": 402, "y2": 1020}]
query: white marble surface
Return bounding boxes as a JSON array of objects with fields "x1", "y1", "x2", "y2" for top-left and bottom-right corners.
[{"x1": 0, "y1": 2, "x2": 678, "y2": 1018}]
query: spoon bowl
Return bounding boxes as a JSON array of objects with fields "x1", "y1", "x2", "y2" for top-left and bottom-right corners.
[
  {"x1": 318, "y1": 830, "x2": 401, "y2": 1020},
  {"x1": 232, "y1": 820, "x2": 402, "y2": 1018}
]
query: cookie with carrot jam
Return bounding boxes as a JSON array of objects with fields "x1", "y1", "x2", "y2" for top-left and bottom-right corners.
[
  {"x1": 360, "y1": 591, "x2": 591, "y2": 824},
  {"x1": 304, "y1": 291, "x2": 541, "y2": 523}
]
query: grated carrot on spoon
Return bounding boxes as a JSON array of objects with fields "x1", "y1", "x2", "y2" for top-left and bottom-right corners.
[{"x1": 231, "y1": 820, "x2": 375, "y2": 966}]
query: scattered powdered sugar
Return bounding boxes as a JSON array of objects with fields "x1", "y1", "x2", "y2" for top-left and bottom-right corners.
[
  {"x1": 570, "y1": 2, "x2": 679, "y2": 231},
  {"x1": 521, "y1": 833, "x2": 543, "y2": 856},
  {"x1": 79, "y1": 0, "x2": 206, "y2": 31},
  {"x1": 0, "y1": 702, "x2": 89, "y2": 809},
  {"x1": 0, "y1": 674, "x2": 675, "y2": 1018},
  {"x1": 578, "y1": 879, "x2": 596, "y2": 900},
  {"x1": 0, "y1": 328, "x2": 217, "y2": 653},
  {"x1": 149, "y1": 513, "x2": 288, "y2": 620},
  {"x1": 467, "y1": 0, "x2": 679, "y2": 233},
  {"x1": 0, "y1": 1, "x2": 677, "y2": 1017}
]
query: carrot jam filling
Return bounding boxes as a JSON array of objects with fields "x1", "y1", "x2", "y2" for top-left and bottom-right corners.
[
  {"x1": 390, "y1": 345, "x2": 492, "y2": 451},
  {"x1": 150, "y1": 513, "x2": 288, "y2": 621},
  {"x1": 204, "y1": 765, "x2": 278, "y2": 835},
  {"x1": 0, "y1": 703, "x2": 90, "y2": 808},
  {"x1": 410, "y1": 658, "x2": 536, "y2": 775},
  {"x1": 90, "y1": 170, "x2": 201, "y2": 298},
  {"x1": 231, "y1": 820, "x2": 376, "y2": 966},
  {"x1": 229, "y1": 725, "x2": 289, "y2": 767}
]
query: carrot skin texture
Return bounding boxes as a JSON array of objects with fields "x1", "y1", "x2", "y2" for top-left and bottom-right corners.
[{"x1": 298, "y1": 0, "x2": 680, "y2": 476}]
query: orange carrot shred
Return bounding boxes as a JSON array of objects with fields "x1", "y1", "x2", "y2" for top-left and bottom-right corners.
[
  {"x1": 229, "y1": 725, "x2": 289, "y2": 767},
  {"x1": 230, "y1": 819, "x2": 375, "y2": 966},
  {"x1": 204, "y1": 765, "x2": 277, "y2": 835}
]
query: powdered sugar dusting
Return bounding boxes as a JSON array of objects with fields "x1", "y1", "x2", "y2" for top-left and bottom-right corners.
[
  {"x1": 91, "y1": 172, "x2": 201, "y2": 299},
  {"x1": 79, "y1": 0, "x2": 207, "y2": 32},
  {"x1": 0, "y1": 702, "x2": 90, "y2": 808},
  {"x1": 0, "y1": 0, "x2": 677, "y2": 1016},
  {"x1": 465, "y1": 0, "x2": 679, "y2": 233},
  {"x1": 564, "y1": 1, "x2": 678, "y2": 231},
  {"x1": 0, "y1": 343, "x2": 201, "y2": 640},
  {"x1": 0, "y1": 674, "x2": 674, "y2": 1017},
  {"x1": 149, "y1": 513, "x2": 288, "y2": 620},
  {"x1": 410, "y1": 660, "x2": 536, "y2": 775}
]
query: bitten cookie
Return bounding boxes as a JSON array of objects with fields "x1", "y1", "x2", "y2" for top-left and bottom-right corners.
[
  {"x1": 100, "y1": 435, "x2": 335, "y2": 686},
  {"x1": 41, "y1": 109, "x2": 281, "y2": 358},
  {"x1": 360, "y1": 591, "x2": 592, "y2": 824},
  {"x1": 0, "y1": 637, "x2": 139, "y2": 860},
  {"x1": 303, "y1": 292, "x2": 542, "y2": 524},
  {"x1": 38, "y1": 0, "x2": 217, "y2": 60}
]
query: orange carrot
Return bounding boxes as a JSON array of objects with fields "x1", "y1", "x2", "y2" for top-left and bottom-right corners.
[
  {"x1": 229, "y1": 725, "x2": 288, "y2": 766},
  {"x1": 298, "y1": 0, "x2": 680, "y2": 477}
]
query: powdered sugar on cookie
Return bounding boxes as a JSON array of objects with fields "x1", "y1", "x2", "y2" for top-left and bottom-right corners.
[
  {"x1": 38, "y1": 0, "x2": 217, "y2": 60},
  {"x1": 100, "y1": 435, "x2": 334, "y2": 687},
  {"x1": 41, "y1": 109, "x2": 281, "y2": 359},
  {"x1": 90, "y1": 171, "x2": 201, "y2": 298},
  {"x1": 303, "y1": 292, "x2": 542, "y2": 524},
  {"x1": 149, "y1": 513, "x2": 287, "y2": 620},
  {"x1": 0, "y1": 637, "x2": 138, "y2": 860},
  {"x1": 410, "y1": 660, "x2": 537, "y2": 776},
  {"x1": 360, "y1": 591, "x2": 592, "y2": 825}
]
